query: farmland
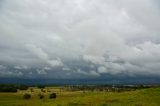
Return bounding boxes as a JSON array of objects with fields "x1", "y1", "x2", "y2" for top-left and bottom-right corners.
[{"x1": 0, "y1": 85, "x2": 160, "y2": 106}]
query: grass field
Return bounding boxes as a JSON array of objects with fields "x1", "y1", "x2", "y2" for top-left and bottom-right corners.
[{"x1": 0, "y1": 87, "x2": 160, "y2": 106}]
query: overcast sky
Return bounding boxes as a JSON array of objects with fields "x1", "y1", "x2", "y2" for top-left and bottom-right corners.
[{"x1": 0, "y1": 0, "x2": 160, "y2": 79}]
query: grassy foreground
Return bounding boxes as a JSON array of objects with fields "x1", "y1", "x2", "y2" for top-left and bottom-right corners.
[{"x1": 0, "y1": 88, "x2": 160, "y2": 106}]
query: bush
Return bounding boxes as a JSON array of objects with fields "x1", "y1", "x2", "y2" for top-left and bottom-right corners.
[
  {"x1": 49, "y1": 93, "x2": 56, "y2": 99},
  {"x1": 40, "y1": 95, "x2": 44, "y2": 99},
  {"x1": 38, "y1": 93, "x2": 44, "y2": 99},
  {"x1": 23, "y1": 93, "x2": 31, "y2": 99}
]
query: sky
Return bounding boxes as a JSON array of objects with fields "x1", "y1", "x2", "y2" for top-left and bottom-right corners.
[{"x1": 0, "y1": 0, "x2": 160, "y2": 79}]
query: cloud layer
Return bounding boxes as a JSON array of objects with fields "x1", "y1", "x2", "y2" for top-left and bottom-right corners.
[{"x1": 0, "y1": 0, "x2": 160, "y2": 78}]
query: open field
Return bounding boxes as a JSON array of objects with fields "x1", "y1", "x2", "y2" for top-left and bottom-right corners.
[{"x1": 0, "y1": 87, "x2": 160, "y2": 106}]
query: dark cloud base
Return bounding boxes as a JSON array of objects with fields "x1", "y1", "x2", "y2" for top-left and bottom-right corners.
[{"x1": 0, "y1": 75, "x2": 160, "y2": 85}]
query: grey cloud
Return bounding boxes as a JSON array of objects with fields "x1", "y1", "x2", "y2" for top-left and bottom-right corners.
[
  {"x1": 77, "y1": 69, "x2": 100, "y2": 77},
  {"x1": 62, "y1": 67, "x2": 70, "y2": 71},
  {"x1": 0, "y1": 0, "x2": 160, "y2": 78},
  {"x1": 0, "y1": 65, "x2": 23, "y2": 77},
  {"x1": 0, "y1": 65, "x2": 6, "y2": 70},
  {"x1": 37, "y1": 69, "x2": 47, "y2": 75},
  {"x1": 26, "y1": 44, "x2": 63, "y2": 67}
]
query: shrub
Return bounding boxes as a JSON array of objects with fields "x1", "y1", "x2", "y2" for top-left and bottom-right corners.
[
  {"x1": 49, "y1": 93, "x2": 56, "y2": 99},
  {"x1": 39, "y1": 95, "x2": 44, "y2": 99},
  {"x1": 38, "y1": 93, "x2": 44, "y2": 99},
  {"x1": 23, "y1": 93, "x2": 31, "y2": 99}
]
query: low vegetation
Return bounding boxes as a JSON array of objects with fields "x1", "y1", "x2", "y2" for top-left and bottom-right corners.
[
  {"x1": 38, "y1": 93, "x2": 44, "y2": 99},
  {"x1": 0, "y1": 84, "x2": 160, "y2": 106},
  {"x1": 23, "y1": 93, "x2": 31, "y2": 99},
  {"x1": 49, "y1": 93, "x2": 56, "y2": 99}
]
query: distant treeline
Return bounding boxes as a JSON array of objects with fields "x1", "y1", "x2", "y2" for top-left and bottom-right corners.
[
  {"x1": 63, "y1": 84, "x2": 160, "y2": 92},
  {"x1": 0, "y1": 84, "x2": 52, "y2": 92},
  {"x1": 0, "y1": 84, "x2": 159, "y2": 92},
  {"x1": 0, "y1": 84, "x2": 28, "y2": 92}
]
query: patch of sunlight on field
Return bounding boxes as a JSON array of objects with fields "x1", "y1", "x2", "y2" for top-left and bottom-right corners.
[{"x1": 0, "y1": 88, "x2": 160, "y2": 106}]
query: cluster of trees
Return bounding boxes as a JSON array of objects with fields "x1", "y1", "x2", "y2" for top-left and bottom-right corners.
[
  {"x1": 0, "y1": 84, "x2": 49, "y2": 92},
  {"x1": 0, "y1": 84, "x2": 28, "y2": 92},
  {"x1": 0, "y1": 84, "x2": 17, "y2": 92}
]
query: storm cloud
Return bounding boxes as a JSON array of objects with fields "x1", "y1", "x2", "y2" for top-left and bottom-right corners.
[{"x1": 0, "y1": 0, "x2": 160, "y2": 78}]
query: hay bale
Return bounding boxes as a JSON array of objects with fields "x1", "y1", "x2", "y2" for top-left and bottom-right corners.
[{"x1": 49, "y1": 93, "x2": 56, "y2": 99}]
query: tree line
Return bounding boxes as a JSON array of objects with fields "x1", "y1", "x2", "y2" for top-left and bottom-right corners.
[{"x1": 0, "y1": 84, "x2": 28, "y2": 92}]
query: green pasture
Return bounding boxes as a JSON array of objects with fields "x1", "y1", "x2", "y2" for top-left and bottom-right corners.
[{"x1": 0, "y1": 88, "x2": 160, "y2": 106}]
